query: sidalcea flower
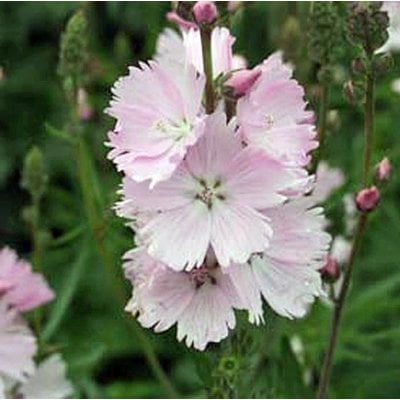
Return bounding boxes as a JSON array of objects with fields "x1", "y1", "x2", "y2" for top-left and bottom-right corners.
[
  {"x1": 124, "y1": 195, "x2": 329, "y2": 350},
  {"x1": 0, "y1": 303, "x2": 36, "y2": 393},
  {"x1": 124, "y1": 249, "x2": 248, "y2": 350},
  {"x1": 117, "y1": 112, "x2": 311, "y2": 271},
  {"x1": 192, "y1": 1, "x2": 218, "y2": 24},
  {"x1": 106, "y1": 61, "x2": 205, "y2": 187},
  {"x1": 237, "y1": 53, "x2": 318, "y2": 167},
  {"x1": 156, "y1": 26, "x2": 235, "y2": 79},
  {"x1": 0, "y1": 247, "x2": 54, "y2": 313},
  {"x1": 18, "y1": 354, "x2": 73, "y2": 399}
]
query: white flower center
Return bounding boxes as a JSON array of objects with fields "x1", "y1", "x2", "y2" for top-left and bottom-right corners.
[
  {"x1": 195, "y1": 178, "x2": 225, "y2": 209},
  {"x1": 153, "y1": 118, "x2": 192, "y2": 142}
]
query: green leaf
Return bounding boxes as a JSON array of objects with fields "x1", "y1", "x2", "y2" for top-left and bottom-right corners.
[{"x1": 41, "y1": 236, "x2": 91, "y2": 342}]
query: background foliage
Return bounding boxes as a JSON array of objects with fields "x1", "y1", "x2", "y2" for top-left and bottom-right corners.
[{"x1": 0, "y1": 2, "x2": 399, "y2": 398}]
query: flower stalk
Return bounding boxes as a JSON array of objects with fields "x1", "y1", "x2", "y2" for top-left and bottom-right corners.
[
  {"x1": 200, "y1": 24, "x2": 215, "y2": 113},
  {"x1": 317, "y1": 57, "x2": 376, "y2": 400}
]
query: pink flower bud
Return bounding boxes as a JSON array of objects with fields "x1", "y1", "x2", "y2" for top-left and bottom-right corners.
[
  {"x1": 355, "y1": 186, "x2": 380, "y2": 212},
  {"x1": 192, "y1": 1, "x2": 218, "y2": 24},
  {"x1": 320, "y1": 256, "x2": 340, "y2": 283},
  {"x1": 375, "y1": 157, "x2": 391, "y2": 182},
  {"x1": 166, "y1": 11, "x2": 197, "y2": 31},
  {"x1": 225, "y1": 68, "x2": 262, "y2": 97}
]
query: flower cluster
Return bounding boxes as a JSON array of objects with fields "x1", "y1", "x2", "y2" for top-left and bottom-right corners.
[
  {"x1": 0, "y1": 247, "x2": 72, "y2": 399},
  {"x1": 107, "y1": 2, "x2": 331, "y2": 351}
]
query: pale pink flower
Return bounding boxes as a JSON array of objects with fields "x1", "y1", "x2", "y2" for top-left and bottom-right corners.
[
  {"x1": 237, "y1": 52, "x2": 318, "y2": 167},
  {"x1": 106, "y1": 61, "x2": 205, "y2": 187},
  {"x1": 183, "y1": 27, "x2": 235, "y2": 78},
  {"x1": 124, "y1": 196, "x2": 329, "y2": 349},
  {"x1": 0, "y1": 303, "x2": 36, "y2": 386},
  {"x1": 244, "y1": 198, "x2": 329, "y2": 318},
  {"x1": 117, "y1": 112, "x2": 310, "y2": 271},
  {"x1": 0, "y1": 247, "x2": 54, "y2": 312},
  {"x1": 124, "y1": 249, "x2": 254, "y2": 351},
  {"x1": 18, "y1": 354, "x2": 73, "y2": 399},
  {"x1": 156, "y1": 27, "x2": 235, "y2": 79}
]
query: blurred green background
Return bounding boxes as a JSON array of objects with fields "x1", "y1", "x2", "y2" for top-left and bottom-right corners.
[{"x1": 0, "y1": 2, "x2": 399, "y2": 398}]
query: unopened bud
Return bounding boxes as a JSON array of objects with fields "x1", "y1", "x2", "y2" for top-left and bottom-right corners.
[
  {"x1": 192, "y1": 1, "x2": 218, "y2": 25},
  {"x1": 321, "y1": 256, "x2": 340, "y2": 283},
  {"x1": 375, "y1": 157, "x2": 391, "y2": 182},
  {"x1": 58, "y1": 10, "x2": 89, "y2": 82},
  {"x1": 343, "y1": 79, "x2": 365, "y2": 104},
  {"x1": 20, "y1": 146, "x2": 48, "y2": 203},
  {"x1": 355, "y1": 186, "x2": 380, "y2": 212},
  {"x1": 77, "y1": 87, "x2": 93, "y2": 121},
  {"x1": 166, "y1": 11, "x2": 197, "y2": 30},
  {"x1": 225, "y1": 68, "x2": 261, "y2": 97}
]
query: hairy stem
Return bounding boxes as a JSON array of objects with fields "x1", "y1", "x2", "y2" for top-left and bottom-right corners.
[
  {"x1": 317, "y1": 68, "x2": 375, "y2": 398},
  {"x1": 311, "y1": 82, "x2": 329, "y2": 174}
]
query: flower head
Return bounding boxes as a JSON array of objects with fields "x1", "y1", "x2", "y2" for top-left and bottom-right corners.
[
  {"x1": 0, "y1": 247, "x2": 54, "y2": 312},
  {"x1": 237, "y1": 53, "x2": 318, "y2": 166},
  {"x1": 117, "y1": 112, "x2": 310, "y2": 270},
  {"x1": 106, "y1": 61, "x2": 205, "y2": 187},
  {"x1": 124, "y1": 194, "x2": 329, "y2": 350}
]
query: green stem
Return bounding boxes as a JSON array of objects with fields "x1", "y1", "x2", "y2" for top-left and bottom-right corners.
[
  {"x1": 75, "y1": 134, "x2": 178, "y2": 399},
  {"x1": 362, "y1": 73, "x2": 374, "y2": 187},
  {"x1": 31, "y1": 196, "x2": 43, "y2": 335},
  {"x1": 317, "y1": 66, "x2": 375, "y2": 399},
  {"x1": 200, "y1": 25, "x2": 215, "y2": 113},
  {"x1": 311, "y1": 82, "x2": 329, "y2": 174},
  {"x1": 317, "y1": 215, "x2": 367, "y2": 398}
]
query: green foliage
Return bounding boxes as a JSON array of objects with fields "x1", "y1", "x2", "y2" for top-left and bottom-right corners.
[{"x1": 0, "y1": 2, "x2": 400, "y2": 399}]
